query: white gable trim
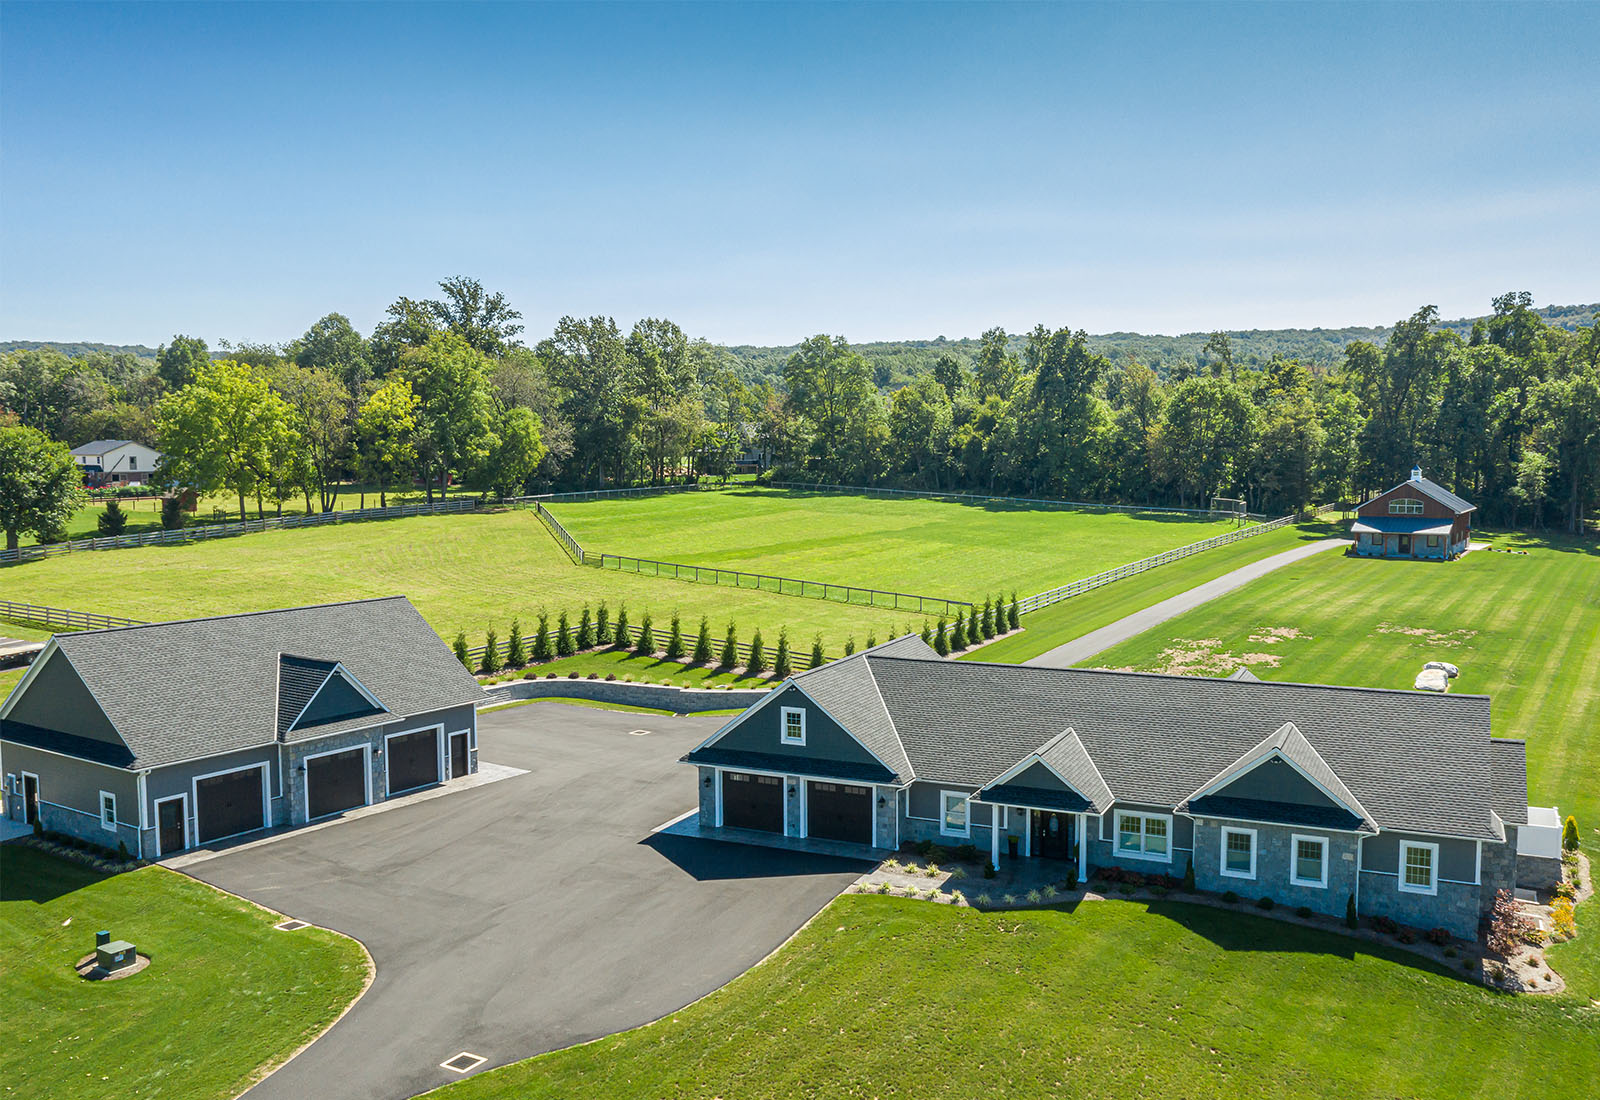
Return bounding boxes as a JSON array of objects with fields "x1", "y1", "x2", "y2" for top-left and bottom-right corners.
[
  {"x1": 978, "y1": 729, "x2": 1098, "y2": 805},
  {"x1": 690, "y1": 675, "x2": 902, "y2": 778},
  {"x1": 283, "y1": 660, "x2": 389, "y2": 734},
  {"x1": 1186, "y1": 723, "x2": 1374, "y2": 828}
]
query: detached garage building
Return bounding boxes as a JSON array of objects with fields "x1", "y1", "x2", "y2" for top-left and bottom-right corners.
[{"x1": 1, "y1": 597, "x2": 483, "y2": 859}]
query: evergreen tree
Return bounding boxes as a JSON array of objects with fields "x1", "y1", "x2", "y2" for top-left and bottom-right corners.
[
  {"x1": 453, "y1": 631, "x2": 471, "y2": 669},
  {"x1": 810, "y1": 634, "x2": 825, "y2": 669},
  {"x1": 1564, "y1": 814, "x2": 1581, "y2": 851},
  {"x1": 576, "y1": 606, "x2": 594, "y2": 650},
  {"x1": 920, "y1": 621, "x2": 932, "y2": 645},
  {"x1": 844, "y1": 636, "x2": 857, "y2": 656},
  {"x1": 747, "y1": 629, "x2": 767, "y2": 675},
  {"x1": 865, "y1": 633, "x2": 877, "y2": 650},
  {"x1": 950, "y1": 610, "x2": 967, "y2": 650},
  {"x1": 506, "y1": 619, "x2": 527, "y2": 667},
  {"x1": 665, "y1": 612, "x2": 685, "y2": 660},
  {"x1": 612, "y1": 605, "x2": 629, "y2": 648},
  {"x1": 556, "y1": 610, "x2": 575, "y2": 657},
  {"x1": 97, "y1": 500, "x2": 128, "y2": 537},
  {"x1": 720, "y1": 622, "x2": 739, "y2": 668},
  {"x1": 1183, "y1": 857, "x2": 1195, "y2": 892},
  {"x1": 532, "y1": 611, "x2": 552, "y2": 661},
  {"x1": 1008, "y1": 592, "x2": 1020, "y2": 630},
  {"x1": 596, "y1": 601, "x2": 612, "y2": 645},
  {"x1": 1345, "y1": 895, "x2": 1359, "y2": 929},
  {"x1": 692, "y1": 617, "x2": 714, "y2": 665},
  {"x1": 773, "y1": 629, "x2": 792, "y2": 679},
  {"x1": 635, "y1": 612, "x2": 655, "y2": 655},
  {"x1": 981, "y1": 597, "x2": 995, "y2": 639},
  {"x1": 934, "y1": 617, "x2": 949, "y2": 656},
  {"x1": 481, "y1": 627, "x2": 502, "y2": 673}
]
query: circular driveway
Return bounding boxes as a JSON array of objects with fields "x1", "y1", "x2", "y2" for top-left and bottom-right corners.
[{"x1": 187, "y1": 702, "x2": 871, "y2": 1100}]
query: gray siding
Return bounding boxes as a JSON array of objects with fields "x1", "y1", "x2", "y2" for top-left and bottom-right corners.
[
  {"x1": 1212, "y1": 758, "x2": 1339, "y2": 809},
  {"x1": 293, "y1": 673, "x2": 378, "y2": 729},
  {"x1": 1361, "y1": 831, "x2": 1477, "y2": 882},
  {"x1": 7, "y1": 650, "x2": 124, "y2": 745},
  {"x1": 2, "y1": 741, "x2": 140, "y2": 853},
  {"x1": 712, "y1": 684, "x2": 882, "y2": 770},
  {"x1": 1007, "y1": 761, "x2": 1070, "y2": 793}
]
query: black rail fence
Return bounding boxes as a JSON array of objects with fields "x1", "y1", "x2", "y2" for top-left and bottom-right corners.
[
  {"x1": 1015, "y1": 503, "x2": 1338, "y2": 615},
  {"x1": 767, "y1": 481, "x2": 1253, "y2": 519},
  {"x1": 533, "y1": 503, "x2": 585, "y2": 564},
  {"x1": 0, "y1": 497, "x2": 480, "y2": 567},
  {"x1": 0, "y1": 599, "x2": 146, "y2": 633}
]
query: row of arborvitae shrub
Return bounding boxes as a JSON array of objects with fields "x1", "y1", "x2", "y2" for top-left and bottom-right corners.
[
  {"x1": 922, "y1": 593, "x2": 1020, "y2": 657},
  {"x1": 454, "y1": 604, "x2": 897, "y2": 679}
]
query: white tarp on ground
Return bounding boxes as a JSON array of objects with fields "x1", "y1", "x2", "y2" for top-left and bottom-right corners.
[{"x1": 1413, "y1": 668, "x2": 1449, "y2": 692}]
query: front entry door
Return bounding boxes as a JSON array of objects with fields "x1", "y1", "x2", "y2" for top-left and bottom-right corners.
[
  {"x1": 449, "y1": 732, "x2": 470, "y2": 779},
  {"x1": 157, "y1": 797, "x2": 186, "y2": 856},
  {"x1": 1031, "y1": 811, "x2": 1073, "y2": 860},
  {"x1": 1398, "y1": 534, "x2": 1412, "y2": 555},
  {"x1": 21, "y1": 774, "x2": 39, "y2": 826}
]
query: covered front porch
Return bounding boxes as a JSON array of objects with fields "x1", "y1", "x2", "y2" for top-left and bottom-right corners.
[{"x1": 972, "y1": 797, "x2": 1089, "y2": 873}]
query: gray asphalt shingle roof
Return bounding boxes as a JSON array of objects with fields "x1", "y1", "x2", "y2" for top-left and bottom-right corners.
[
  {"x1": 1178, "y1": 721, "x2": 1378, "y2": 832},
  {"x1": 1488, "y1": 740, "x2": 1529, "y2": 828},
  {"x1": 43, "y1": 597, "x2": 483, "y2": 769},
  {"x1": 762, "y1": 639, "x2": 1511, "y2": 841},
  {"x1": 69, "y1": 439, "x2": 134, "y2": 455},
  {"x1": 1413, "y1": 476, "x2": 1476, "y2": 514},
  {"x1": 276, "y1": 655, "x2": 337, "y2": 736}
]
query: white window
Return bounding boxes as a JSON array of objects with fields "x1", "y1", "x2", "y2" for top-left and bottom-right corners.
[
  {"x1": 129, "y1": 456, "x2": 138, "y2": 469},
  {"x1": 1426, "y1": 534, "x2": 1442, "y2": 548},
  {"x1": 1290, "y1": 834, "x2": 1328, "y2": 888},
  {"x1": 1114, "y1": 811, "x2": 1172, "y2": 862},
  {"x1": 941, "y1": 791, "x2": 970, "y2": 837},
  {"x1": 780, "y1": 707, "x2": 806, "y2": 746},
  {"x1": 1399, "y1": 841, "x2": 1438, "y2": 895},
  {"x1": 99, "y1": 791, "x2": 117, "y2": 832},
  {"x1": 1388, "y1": 498, "x2": 1424, "y2": 515},
  {"x1": 1220, "y1": 826, "x2": 1256, "y2": 879}
]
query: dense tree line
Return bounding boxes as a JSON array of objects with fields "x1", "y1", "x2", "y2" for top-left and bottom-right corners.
[{"x1": 1, "y1": 286, "x2": 1595, "y2": 535}]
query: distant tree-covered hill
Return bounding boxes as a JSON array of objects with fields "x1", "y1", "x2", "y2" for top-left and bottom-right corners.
[{"x1": 0, "y1": 339, "x2": 160, "y2": 360}]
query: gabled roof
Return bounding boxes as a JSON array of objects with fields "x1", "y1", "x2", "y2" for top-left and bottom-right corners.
[
  {"x1": 978, "y1": 728, "x2": 1112, "y2": 814},
  {"x1": 1177, "y1": 721, "x2": 1377, "y2": 833},
  {"x1": 1225, "y1": 668, "x2": 1260, "y2": 682},
  {"x1": 1361, "y1": 475, "x2": 1475, "y2": 515},
  {"x1": 2, "y1": 597, "x2": 481, "y2": 769},
  {"x1": 276, "y1": 655, "x2": 388, "y2": 737},
  {"x1": 69, "y1": 439, "x2": 136, "y2": 455},
  {"x1": 1488, "y1": 739, "x2": 1529, "y2": 827}
]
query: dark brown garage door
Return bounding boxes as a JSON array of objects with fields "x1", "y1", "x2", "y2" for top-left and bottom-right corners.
[
  {"x1": 308, "y1": 748, "x2": 368, "y2": 819},
  {"x1": 807, "y1": 781, "x2": 872, "y2": 844},
  {"x1": 386, "y1": 730, "x2": 439, "y2": 795},
  {"x1": 722, "y1": 771, "x2": 784, "y2": 833},
  {"x1": 196, "y1": 766, "x2": 266, "y2": 843}
]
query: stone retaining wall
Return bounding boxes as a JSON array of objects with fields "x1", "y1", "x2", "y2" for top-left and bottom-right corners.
[{"x1": 481, "y1": 678, "x2": 769, "y2": 713}]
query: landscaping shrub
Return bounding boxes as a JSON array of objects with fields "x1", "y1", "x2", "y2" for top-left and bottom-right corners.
[
  {"x1": 1008, "y1": 592, "x2": 1020, "y2": 629},
  {"x1": 635, "y1": 613, "x2": 655, "y2": 655},
  {"x1": 481, "y1": 628, "x2": 502, "y2": 674},
  {"x1": 1183, "y1": 857, "x2": 1195, "y2": 892},
  {"x1": 1563, "y1": 814, "x2": 1580, "y2": 851},
  {"x1": 772, "y1": 630, "x2": 792, "y2": 679},
  {"x1": 576, "y1": 607, "x2": 595, "y2": 650},
  {"x1": 556, "y1": 611, "x2": 575, "y2": 657},
  {"x1": 1066, "y1": 865, "x2": 1078, "y2": 889},
  {"x1": 1149, "y1": 885, "x2": 1168, "y2": 898},
  {"x1": 1371, "y1": 914, "x2": 1399, "y2": 935},
  {"x1": 954, "y1": 843, "x2": 979, "y2": 863},
  {"x1": 612, "y1": 605, "x2": 630, "y2": 648},
  {"x1": 1026, "y1": 888, "x2": 1042, "y2": 904},
  {"x1": 950, "y1": 611, "x2": 967, "y2": 651},
  {"x1": 920, "y1": 621, "x2": 932, "y2": 646},
  {"x1": 1551, "y1": 898, "x2": 1578, "y2": 940},
  {"x1": 1487, "y1": 888, "x2": 1533, "y2": 957},
  {"x1": 844, "y1": 636, "x2": 856, "y2": 656},
  {"x1": 719, "y1": 622, "x2": 738, "y2": 668},
  {"x1": 505, "y1": 619, "x2": 527, "y2": 667},
  {"x1": 98, "y1": 500, "x2": 129, "y2": 537},
  {"x1": 595, "y1": 601, "x2": 612, "y2": 645},
  {"x1": 1295, "y1": 906, "x2": 1313, "y2": 920},
  {"x1": 1424, "y1": 927, "x2": 1452, "y2": 946},
  {"x1": 665, "y1": 613, "x2": 685, "y2": 660},
  {"x1": 913, "y1": 840, "x2": 933, "y2": 857},
  {"x1": 978, "y1": 597, "x2": 993, "y2": 639},
  {"x1": 1115, "y1": 882, "x2": 1134, "y2": 895},
  {"x1": 692, "y1": 617, "x2": 713, "y2": 665},
  {"x1": 983, "y1": 862, "x2": 997, "y2": 880},
  {"x1": 1397, "y1": 929, "x2": 1416, "y2": 945},
  {"x1": 1346, "y1": 894, "x2": 1358, "y2": 929},
  {"x1": 532, "y1": 612, "x2": 553, "y2": 662},
  {"x1": 746, "y1": 629, "x2": 767, "y2": 675},
  {"x1": 160, "y1": 495, "x2": 187, "y2": 530},
  {"x1": 865, "y1": 633, "x2": 877, "y2": 649},
  {"x1": 810, "y1": 634, "x2": 825, "y2": 669},
  {"x1": 933, "y1": 617, "x2": 949, "y2": 657},
  {"x1": 604, "y1": 672, "x2": 616, "y2": 681},
  {"x1": 452, "y1": 632, "x2": 471, "y2": 669},
  {"x1": 1255, "y1": 896, "x2": 1274, "y2": 911},
  {"x1": 928, "y1": 845, "x2": 951, "y2": 864},
  {"x1": 1222, "y1": 890, "x2": 1239, "y2": 904}
]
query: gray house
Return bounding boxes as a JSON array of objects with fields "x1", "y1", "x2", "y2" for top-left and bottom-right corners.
[
  {"x1": 1, "y1": 597, "x2": 483, "y2": 859},
  {"x1": 686, "y1": 636, "x2": 1550, "y2": 940}
]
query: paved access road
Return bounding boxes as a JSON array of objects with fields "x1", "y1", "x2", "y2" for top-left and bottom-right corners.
[
  {"x1": 1025, "y1": 538, "x2": 1351, "y2": 669},
  {"x1": 188, "y1": 703, "x2": 870, "y2": 1100}
]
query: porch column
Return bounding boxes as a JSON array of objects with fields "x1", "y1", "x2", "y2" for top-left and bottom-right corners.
[
  {"x1": 1022, "y1": 808, "x2": 1031, "y2": 857},
  {"x1": 991, "y1": 807, "x2": 1002, "y2": 865},
  {"x1": 1078, "y1": 812, "x2": 1088, "y2": 869}
]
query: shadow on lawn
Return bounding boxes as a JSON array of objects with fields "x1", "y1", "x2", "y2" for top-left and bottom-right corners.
[
  {"x1": 0, "y1": 842, "x2": 114, "y2": 905},
  {"x1": 723, "y1": 486, "x2": 1232, "y2": 524}
]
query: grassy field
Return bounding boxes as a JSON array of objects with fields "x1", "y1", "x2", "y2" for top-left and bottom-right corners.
[
  {"x1": 433, "y1": 893, "x2": 1599, "y2": 1100},
  {"x1": 1086, "y1": 530, "x2": 1600, "y2": 833},
  {"x1": 550, "y1": 487, "x2": 1241, "y2": 601},
  {"x1": 0, "y1": 848, "x2": 368, "y2": 1100},
  {"x1": 0, "y1": 509, "x2": 924, "y2": 653}
]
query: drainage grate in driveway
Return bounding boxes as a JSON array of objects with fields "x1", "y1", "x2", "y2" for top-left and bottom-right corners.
[
  {"x1": 274, "y1": 919, "x2": 310, "y2": 931},
  {"x1": 440, "y1": 1052, "x2": 487, "y2": 1074}
]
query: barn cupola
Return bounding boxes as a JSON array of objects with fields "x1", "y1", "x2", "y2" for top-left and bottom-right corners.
[{"x1": 1411, "y1": 465, "x2": 1423, "y2": 482}]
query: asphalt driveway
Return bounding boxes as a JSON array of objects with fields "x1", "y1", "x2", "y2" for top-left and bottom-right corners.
[{"x1": 187, "y1": 703, "x2": 871, "y2": 1100}]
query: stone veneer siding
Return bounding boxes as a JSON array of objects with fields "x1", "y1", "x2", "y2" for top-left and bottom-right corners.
[
  {"x1": 1517, "y1": 853, "x2": 1562, "y2": 892},
  {"x1": 1190, "y1": 819, "x2": 1359, "y2": 919}
]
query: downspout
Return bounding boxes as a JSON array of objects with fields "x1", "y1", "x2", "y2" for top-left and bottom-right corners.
[{"x1": 1354, "y1": 834, "x2": 1364, "y2": 915}]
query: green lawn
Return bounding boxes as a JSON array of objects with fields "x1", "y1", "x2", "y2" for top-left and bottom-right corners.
[
  {"x1": 432, "y1": 894, "x2": 1600, "y2": 1100},
  {"x1": 1086, "y1": 530, "x2": 1600, "y2": 832},
  {"x1": 549, "y1": 486, "x2": 1241, "y2": 602},
  {"x1": 966, "y1": 519, "x2": 1341, "y2": 664},
  {"x1": 0, "y1": 848, "x2": 368, "y2": 1100},
  {"x1": 0, "y1": 509, "x2": 922, "y2": 654}
]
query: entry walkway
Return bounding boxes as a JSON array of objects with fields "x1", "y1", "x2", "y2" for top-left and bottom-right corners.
[{"x1": 1025, "y1": 538, "x2": 1350, "y2": 669}]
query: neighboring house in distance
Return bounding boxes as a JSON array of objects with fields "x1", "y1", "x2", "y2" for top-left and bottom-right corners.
[
  {"x1": 684, "y1": 636, "x2": 1552, "y2": 940},
  {"x1": 0, "y1": 597, "x2": 483, "y2": 859},
  {"x1": 1352, "y1": 466, "x2": 1474, "y2": 560},
  {"x1": 69, "y1": 439, "x2": 163, "y2": 487}
]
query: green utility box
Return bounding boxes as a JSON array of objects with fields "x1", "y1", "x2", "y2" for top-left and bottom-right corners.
[{"x1": 96, "y1": 940, "x2": 137, "y2": 972}]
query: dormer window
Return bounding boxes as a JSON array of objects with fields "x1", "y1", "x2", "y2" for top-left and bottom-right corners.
[
  {"x1": 1388, "y1": 498, "x2": 1424, "y2": 515},
  {"x1": 780, "y1": 706, "x2": 806, "y2": 746}
]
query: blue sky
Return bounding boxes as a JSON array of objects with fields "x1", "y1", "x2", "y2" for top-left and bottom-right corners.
[{"x1": 2, "y1": 1, "x2": 1596, "y2": 348}]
